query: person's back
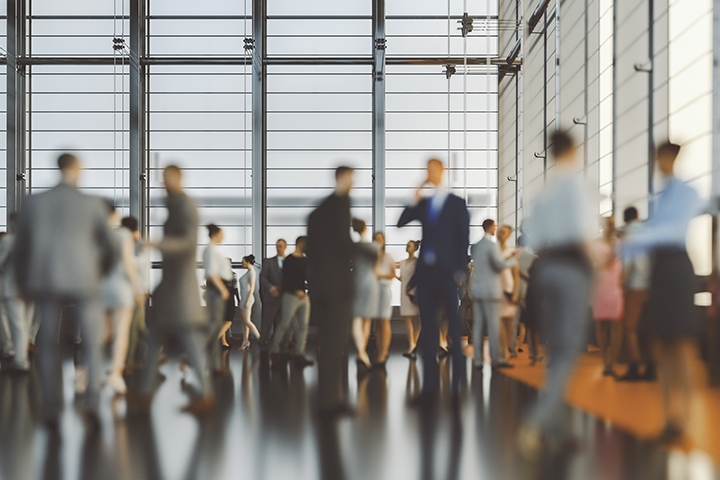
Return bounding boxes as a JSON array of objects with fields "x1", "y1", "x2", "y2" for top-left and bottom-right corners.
[
  {"x1": 470, "y1": 236, "x2": 505, "y2": 301},
  {"x1": 16, "y1": 182, "x2": 114, "y2": 299}
]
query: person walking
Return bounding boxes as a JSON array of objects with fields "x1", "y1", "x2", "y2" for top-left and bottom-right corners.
[
  {"x1": 203, "y1": 224, "x2": 233, "y2": 372},
  {"x1": 238, "y1": 255, "x2": 261, "y2": 350},
  {"x1": 497, "y1": 224, "x2": 520, "y2": 359},
  {"x1": 14, "y1": 153, "x2": 117, "y2": 428},
  {"x1": 351, "y1": 219, "x2": 380, "y2": 371},
  {"x1": 121, "y1": 216, "x2": 151, "y2": 370},
  {"x1": 269, "y1": 236, "x2": 314, "y2": 368},
  {"x1": 307, "y1": 166, "x2": 356, "y2": 417},
  {"x1": 219, "y1": 258, "x2": 239, "y2": 349},
  {"x1": 373, "y1": 231, "x2": 395, "y2": 367},
  {"x1": 260, "y1": 239, "x2": 287, "y2": 351},
  {"x1": 397, "y1": 158, "x2": 470, "y2": 404},
  {"x1": 399, "y1": 240, "x2": 421, "y2": 358},
  {"x1": 591, "y1": 216, "x2": 625, "y2": 377}
]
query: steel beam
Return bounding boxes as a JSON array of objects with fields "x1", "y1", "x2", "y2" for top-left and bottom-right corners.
[
  {"x1": 372, "y1": 0, "x2": 386, "y2": 234},
  {"x1": 6, "y1": 0, "x2": 26, "y2": 220},
  {"x1": 252, "y1": 0, "x2": 266, "y2": 259},
  {"x1": 129, "y1": 0, "x2": 144, "y2": 221}
]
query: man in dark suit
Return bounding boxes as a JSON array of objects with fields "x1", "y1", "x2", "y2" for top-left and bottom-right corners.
[
  {"x1": 260, "y1": 238, "x2": 287, "y2": 350},
  {"x1": 15, "y1": 154, "x2": 116, "y2": 428},
  {"x1": 307, "y1": 166, "x2": 355, "y2": 416},
  {"x1": 398, "y1": 159, "x2": 470, "y2": 402}
]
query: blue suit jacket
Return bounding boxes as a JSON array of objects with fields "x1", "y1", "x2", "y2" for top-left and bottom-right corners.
[{"x1": 397, "y1": 194, "x2": 470, "y2": 280}]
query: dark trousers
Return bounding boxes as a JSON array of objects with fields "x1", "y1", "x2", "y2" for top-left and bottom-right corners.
[
  {"x1": 260, "y1": 298, "x2": 281, "y2": 347},
  {"x1": 314, "y1": 295, "x2": 352, "y2": 409},
  {"x1": 417, "y1": 271, "x2": 466, "y2": 393}
]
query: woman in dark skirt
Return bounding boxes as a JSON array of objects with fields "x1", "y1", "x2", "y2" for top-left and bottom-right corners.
[
  {"x1": 219, "y1": 258, "x2": 240, "y2": 349},
  {"x1": 624, "y1": 142, "x2": 703, "y2": 444}
]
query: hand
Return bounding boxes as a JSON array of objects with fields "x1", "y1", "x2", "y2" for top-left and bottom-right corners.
[
  {"x1": 296, "y1": 290, "x2": 306, "y2": 299},
  {"x1": 221, "y1": 287, "x2": 230, "y2": 301},
  {"x1": 270, "y1": 286, "x2": 280, "y2": 297},
  {"x1": 414, "y1": 180, "x2": 428, "y2": 202}
]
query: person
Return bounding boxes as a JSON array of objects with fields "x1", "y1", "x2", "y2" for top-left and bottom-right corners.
[
  {"x1": 373, "y1": 231, "x2": 395, "y2": 367},
  {"x1": 515, "y1": 233, "x2": 540, "y2": 364},
  {"x1": 591, "y1": 216, "x2": 625, "y2": 377},
  {"x1": 101, "y1": 201, "x2": 144, "y2": 395},
  {"x1": 519, "y1": 131, "x2": 595, "y2": 456},
  {"x1": 399, "y1": 240, "x2": 421, "y2": 358},
  {"x1": 497, "y1": 224, "x2": 520, "y2": 359},
  {"x1": 617, "y1": 206, "x2": 654, "y2": 382},
  {"x1": 269, "y1": 236, "x2": 314, "y2": 368},
  {"x1": 121, "y1": 216, "x2": 151, "y2": 370},
  {"x1": 458, "y1": 259, "x2": 474, "y2": 346},
  {"x1": 397, "y1": 158, "x2": 470, "y2": 404},
  {"x1": 14, "y1": 153, "x2": 116, "y2": 428},
  {"x1": 469, "y1": 219, "x2": 516, "y2": 369},
  {"x1": 623, "y1": 141, "x2": 702, "y2": 444},
  {"x1": 351, "y1": 219, "x2": 380, "y2": 371},
  {"x1": 0, "y1": 214, "x2": 34, "y2": 373},
  {"x1": 203, "y1": 224, "x2": 233, "y2": 372},
  {"x1": 133, "y1": 165, "x2": 214, "y2": 415},
  {"x1": 307, "y1": 166, "x2": 356, "y2": 416},
  {"x1": 260, "y1": 239, "x2": 287, "y2": 350},
  {"x1": 220, "y1": 258, "x2": 240, "y2": 349},
  {"x1": 238, "y1": 255, "x2": 261, "y2": 350}
]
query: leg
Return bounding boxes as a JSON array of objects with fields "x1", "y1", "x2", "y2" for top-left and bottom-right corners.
[
  {"x1": 412, "y1": 316, "x2": 421, "y2": 348},
  {"x1": 352, "y1": 318, "x2": 371, "y2": 367},
  {"x1": 205, "y1": 290, "x2": 226, "y2": 371},
  {"x1": 471, "y1": 302, "x2": 486, "y2": 367},
  {"x1": 501, "y1": 316, "x2": 514, "y2": 361},
  {"x1": 270, "y1": 294, "x2": 299, "y2": 354},
  {"x1": 484, "y1": 302, "x2": 503, "y2": 365},
  {"x1": 260, "y1": 299, "x2": 280, "y2": 349},
  {"x1": 74, "y1": 298, "x2": 105, "y2": 415},
  {"x1": 441, "y1": 279, "x2": 465, "y2": 392},
  {"x1": 108, "y1": 307, "x2": 134, "y2": 394},
  {"x1": 242, "y1": 307, "x2": 261, "y2": 340},
  {"x1": 375, "y1": 319, "x2": 392, "y2": 363},
  {"x1": 180, "y1": 328, "x2": 214, "y2": 399},
  {"x1": 609, "y1": 321, "x2": 624, "y2": 371},
  {"x1": 35, "y1": 300, "x2": 63, "y2": 422},
  {"x1": 28, "y1": 305, "x2": 41, "y2": 346},
  {"x1": 417, "y1": 280, "x2": 441, "y2": 394},
  {"x1": 404, "y1": 316, "x2": 417, "y2": 353},
  {"x1": 292, "y1": 297, "x2": 311, "y2": 356},
  {"x1": 126, "y1": 304, "x2": 144, "y2": 367},
  {"x1": 139, "y1": 326, "x2": 163, "y2": 394},
  {"x1": 439, "y1": 319, "x2": 448, "y2": 350},
  {"x1": 0, "y1": 302, "x2": 15, "y2": 358},
  {"x1": 317, "y1": 297, "x2": 352, "y2": 409},
  {"x1": 6, "y1": 298, "x2": 31, "y2": 369},
  {"x1": 595, "y1": 322, "x2": 610, "y2": 370},
  {"x1": 656, "y1": 339, "x2": 696, "y2": 432}
]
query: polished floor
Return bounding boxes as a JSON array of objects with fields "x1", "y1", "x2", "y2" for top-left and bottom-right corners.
[{"x1": 0, "y1": 338, "x2": 716, "y2": 480}]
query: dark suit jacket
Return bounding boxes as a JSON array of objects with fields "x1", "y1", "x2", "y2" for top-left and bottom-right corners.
[
  {"x1": 397, "y1": 194, "x2": 470, "y2": 280},
  {"x1": 307, "y1": 193, "x2": 354, "y2": 301},
  {"x1": 260, "y1": 256, "x2": 283, "y2": 303}
]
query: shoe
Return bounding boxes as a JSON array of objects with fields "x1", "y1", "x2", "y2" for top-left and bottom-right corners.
[
  {"x1": 602, "y1": 367, "x2": 615, "y2": 377},
  {"x1": 240, "y1": 341, "x2": 251, "y2": 351},
  {"x1": 617, "y1": 364, "x2": 643, "y2": 382},
  {"x1": 491, "y1": 362, "x2": 514, "y2": 369},
  {"x1": 181, "y1": 397, "x2": 215, "y2": 417},
  {"x1": 438, "y1": 346, "x2": 450, "y2": 358},
  {"x1": 108, "y1": 373, "x2": 128, "y2": 396},
  {"x1": 473, "y1": 362, "x2": 484, "y2": 370},
  {"x1": 318, "y1": 403, "x2": 355, "y2": 420},
  {"x1": 529, "y1": 355, "x2": 544, "y2": 366},
  {"x1": 220, "y1": 342, "x2": 231, "y2": 350},
  {"x1": 356, "y1": 359, "x2": 372, "y2": 375},
  {"x1": 373, "y1": 361, "x2": 387, "y2": 372},
  {"x1": 292, "y1": 355, "x2": 315, "y2": 368},
  {"x1": 402, "y1": 346, "x2": 417, "y2": 359}
]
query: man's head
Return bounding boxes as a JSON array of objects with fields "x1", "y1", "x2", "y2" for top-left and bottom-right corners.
[
  {"x1": 427, "y1": 158, "x2": 445, "y2": 187},
  {"x1": 58, "y1": 153, "x2": 81, "y2": 186},
  {"x1": 482, "y1": 218, "x2": 497, "y2": 236},
  {"x1": 295, "y1": 235, "x2": 308, "y2": 253},
  {"x1": 623, "y1": 206, "x2": 639, "y2": 224},
  {"x1": 550, "y1": 130, "x2": 577, "y2": 164},
  {"x1": 335, "y1": 166, "x2": 355, "y2": 196},
  {"x1": 656, "y1": 141, "x2": 681, "y2": 176},
  {"x1": 276, "y1": 238, "x2": 287, "y2": 257},
  {"x1": 163, "y1": 165, "x2": 183, "y2": 194}
]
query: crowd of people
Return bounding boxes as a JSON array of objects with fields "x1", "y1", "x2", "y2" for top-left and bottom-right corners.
[{"x1": 0, "y1": 131, "x2": 708, "y2": 456}]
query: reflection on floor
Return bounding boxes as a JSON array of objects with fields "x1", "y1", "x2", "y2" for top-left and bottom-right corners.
[{"x1": 0, "y1": 340, "x2": 715, "y2": 480}]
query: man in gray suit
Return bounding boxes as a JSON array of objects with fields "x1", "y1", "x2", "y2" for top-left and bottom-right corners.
[
  {"x1": 14, "y1": 154, "x2": 116, "y2": 428},
  {"x1": 260, "y1": 239, "x2": 286, "y2": 350},
  {"x1": 469, "y1": 219, "x2": 516, "y2": 370}
]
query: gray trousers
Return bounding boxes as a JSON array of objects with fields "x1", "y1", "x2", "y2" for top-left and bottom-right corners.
[
  {"x1": 0, "y1": 301, "x2": 13, "y2": 357},
  {"x1": 472, "y1": 300, "x2": 503, "y2": 365},
  {"x1": 205, "y1": 288, "x2": 226, "y2": 371},
  {"x1": 4, "y1": 297, "x2": 34, "y2": 369},
  {"x1": 260, "y1": 296, "x2": 281, "y2": 344},
  {"x1": 526, "y1": 259, "x2": 591, "y2": 436},
  {"x1": 36, "y1": 298, "x2": 103, "y2": 421},
  {"x1": 270, "y1": 292, "x2": 310, "y2": 355}
]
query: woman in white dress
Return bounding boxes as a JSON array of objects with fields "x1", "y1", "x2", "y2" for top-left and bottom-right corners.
[
  {"x1": 203, "y1": 224, "x2": 233, "y2": 372},
  {"x1": 238, "y1": 254, "x2": 261, "y2": 350},
  {"x1": 398, "y1": 240, "x2": 420, "y2": 358},
  {"x1": 373, "y1": 232, "x2": 396, "y2": 367},
  {"x1": 351, "y1": 219, "x2": 380, "y2": 371},
  {"x1": 101, "y1": 201, "x2": 143, "y2": 395},
  {"x1": 497, "y1": 224, "x2": 519, "y2": 361}
]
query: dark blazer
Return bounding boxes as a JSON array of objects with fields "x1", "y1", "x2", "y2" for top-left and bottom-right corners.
[
  {"x1": 260, "y1": 256, "x2": 283, "y2": 302},
  {"x1": 397, "y1": 194, "x2": 470, "y2": 279},
  {"x1": 307, "y1": 193, "x2": 354, "y2": 301}
]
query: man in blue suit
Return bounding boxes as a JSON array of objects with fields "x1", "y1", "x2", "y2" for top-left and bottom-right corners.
[{"x1": 398, "y1": 159, "x2": 470, "y2": 403}]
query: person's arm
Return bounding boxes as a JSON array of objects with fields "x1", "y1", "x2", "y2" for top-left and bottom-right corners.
[
  {"x1": 511, "y1": 264, "x2": 520, "y2": 303},
  {"x1": 245, "y1": 270, "x2": 256, "y2": 308},
  {"x1": 377, "y1": 254, "x2": 396, "y2": 280},
  {"x1": 454, "y1": 199, "x2": 471, "y2": 283},
  {"x1": 397, "y1": 201, "x2": 425, "y2": 228}
]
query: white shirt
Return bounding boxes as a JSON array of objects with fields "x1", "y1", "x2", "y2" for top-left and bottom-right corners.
[
  {"x1": 277, "y1": 255, "x2": 285, "y2": 269},
  {"x1": 203, "y1": 243, "x2": 233, "y2": 281}
]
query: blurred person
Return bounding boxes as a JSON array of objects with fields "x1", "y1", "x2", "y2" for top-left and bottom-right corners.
[
  {"x1": 591, "y1": 216, "x2": 624, "y2": 377},
  {"x1": 458, "y1": 259, "x2": 474, "y2": 346},
  {"x1": 121, "y1": 216, "x2": 151, "y2": 370},
  {"x1": 399, "y1": 240, "x2": 421, "y2": 358},
  {"x1": 373, "y1": 231, "x2": 396, "y2": 367},
  {"x1": 351, "y1": 219, "x2": 380, "y2": 371},
  {"x1": 219, "y1": 258, "x2": 240, "y2": 349},
  {"x1": 260, "y1": 239, "x2": 287, "y2": 350},
  {"x1": 617, "y1": 206, "x2": 654, "y2": 382},
  {"x1": 470, "y1": 219, "x2": 516, "y2": 369},
  {"x1": 0, "y1": 214, "x2": 34, "y2": 373},
  {"x1": 515, "y1": 232, "x2": 539, "y2": 363},
  {"x1": 101, "y1": 201, "x2": 144, "y2": 395},
  {"x1": 519, "y1": 131, "x2": 595, "y2": 455},
  {"x1": 397, "y1": 158, "x2": 470, "y2": 403},
  {"x1": 497, "y1": 224, "x2": 520, "y2": 359},
  {"x1": 133, "y1": 165, "x2": 214, "y2": 415},
  {"x1": 251, "y1": 259, "x2": 263, "y2": 345},
  {"x1": 623, "y1": 142, "x2": 702, "y2": 443},
  {"x1": 203, "y1": 224, "x2": 233, "y2": 372},
  {"x1": 14, "y1": 153, "x2": 116, "y2": 428},
  {"x1": 0, "y1": 232, "x2": 13, "y2": 362},
  {"x1": 269, "y1": 235, "x2": 314, "y2": 368},
  {"x1": 307, "y1": 166, "x2": 355, "y2": 416},
  {"x1": 238, "y1": 254, "x2": 261, "y2": 350}
]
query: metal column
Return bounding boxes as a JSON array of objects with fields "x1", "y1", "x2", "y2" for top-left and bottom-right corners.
[
  {"x1": 647, "y1": 0, "x2": 655, "y2": 216},
  {"x1": 714, "y1": 0, "x2": 720, "y2": 196},
  {"x1": 7, "y1": 0, "x2": 26, "y2": 219},
  {"x1": 372, "y1": 0, "x2": 386, "y2": 234},
  {"x1": 129, "y1": 0, "x2": 145, "y2": 222},
  {"x1": 252, "y1": 0, "x2": 267, "y2": 258}
]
